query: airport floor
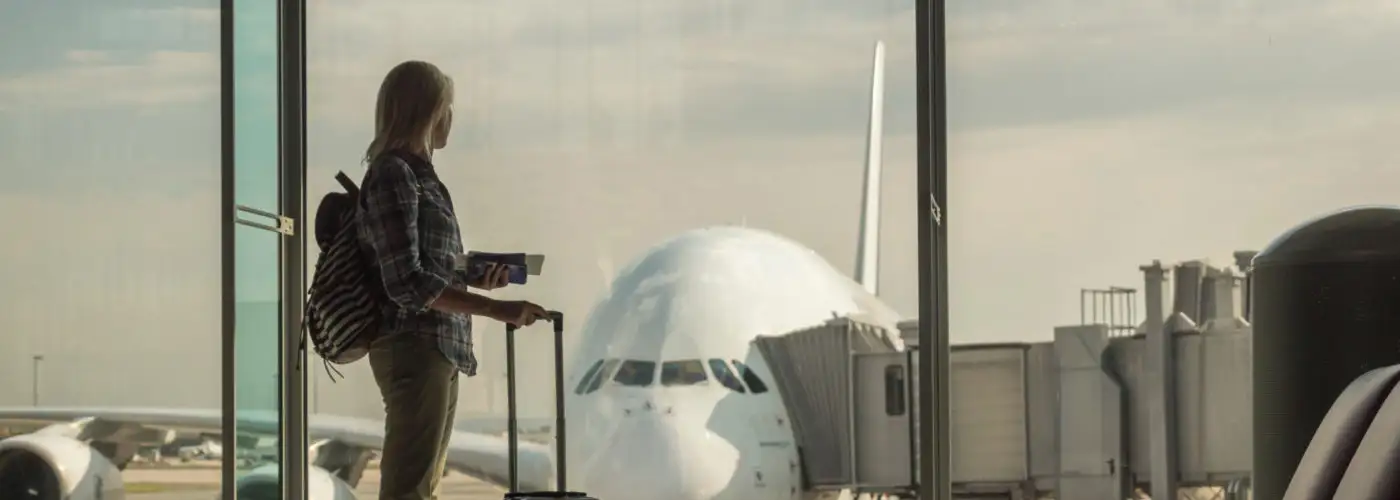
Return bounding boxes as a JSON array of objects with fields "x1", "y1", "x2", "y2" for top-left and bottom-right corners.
[{"x1": 123, "y1": 463, "x2": 504, "y2": 500}]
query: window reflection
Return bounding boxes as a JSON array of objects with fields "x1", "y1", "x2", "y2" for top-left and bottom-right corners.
[
  {"x1": 708, "y1": 359, "x2": 747, "y2": 394},
  {"x1": 613, "y1": 360, "x2": 657, "y2": 387}
]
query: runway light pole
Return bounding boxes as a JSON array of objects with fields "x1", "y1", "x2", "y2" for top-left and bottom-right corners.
[{"x1": 32, "y1": 354, "x2": 44, "y2": 406}]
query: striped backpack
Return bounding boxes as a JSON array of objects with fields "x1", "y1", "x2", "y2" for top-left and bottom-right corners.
[{"x1": 303, "y1": 171, "x2": 381, "y2": 377}]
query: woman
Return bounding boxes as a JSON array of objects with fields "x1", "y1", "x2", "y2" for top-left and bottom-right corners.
[{"x1": 359, "y1": 60, "x2": 549, "y2": 500}]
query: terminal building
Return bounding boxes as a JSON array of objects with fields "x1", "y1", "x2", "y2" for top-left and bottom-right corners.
[{"x1": 753, "y1": 252, "x2": 1259, "y2": 500}]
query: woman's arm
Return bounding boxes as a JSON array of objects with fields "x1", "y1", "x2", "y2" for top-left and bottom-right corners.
[{"x1": 432, "y1": 286, "x2": 503, "y2": 316}]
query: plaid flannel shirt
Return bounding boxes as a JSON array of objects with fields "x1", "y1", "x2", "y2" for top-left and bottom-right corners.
[{"x1": 358, "y1": 150, "x2": 477, "y2": 376}]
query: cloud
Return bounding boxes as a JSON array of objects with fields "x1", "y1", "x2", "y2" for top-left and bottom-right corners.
[
  {"x1": 948, "y1": 92, "x2": 1400, "y2": 342},
  {"x1": 0, "y1": 4, "x2": 218, "y2": 111},
  {"x1": 948, "y1": 0, "x2": 1400, "y2": 132},
  {"x1": 937, "y1": 0, "x2": 1400, "y2": 341},
  {"x1": 0, "y1": 49, "x2": 216, "y2": 110},
  {"x1": 305, "y1": 0, "x2": 916, "y2": 145}
]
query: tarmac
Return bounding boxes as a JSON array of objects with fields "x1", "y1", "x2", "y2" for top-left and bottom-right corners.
[{"x1": 123, "y1": 462, "x2": 504, "y2": 499}]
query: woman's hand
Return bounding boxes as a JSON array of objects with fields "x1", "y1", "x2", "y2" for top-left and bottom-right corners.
[
  {"x1": 486, "y1": 299, "x2": 550, "y2": 327},
  {"x1": 471, "y1": 263, "x2": 512, "y2": 290}
]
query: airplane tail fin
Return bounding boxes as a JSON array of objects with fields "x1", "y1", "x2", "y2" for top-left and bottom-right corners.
[{"x1": 854, "y1": 40, "x2": 886, "y2": 296}]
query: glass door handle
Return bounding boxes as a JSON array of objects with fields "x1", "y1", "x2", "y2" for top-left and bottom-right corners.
[{"x1": 235, "y1": 204, "x2": 295, "y2": 236}]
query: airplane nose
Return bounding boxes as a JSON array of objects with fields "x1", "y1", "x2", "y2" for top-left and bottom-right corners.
[{"x1": 578, "y1": 408, "x2": 738, "y2": 500}]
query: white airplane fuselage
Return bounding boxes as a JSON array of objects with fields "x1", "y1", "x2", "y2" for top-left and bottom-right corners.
[{"x1": 564, "y1": 227, "x2": 900, "y2": 500}]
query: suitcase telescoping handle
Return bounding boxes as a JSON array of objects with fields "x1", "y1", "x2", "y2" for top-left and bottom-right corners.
[{"x1": 505, "y1": 311, "x2": 567, "y2": 494}]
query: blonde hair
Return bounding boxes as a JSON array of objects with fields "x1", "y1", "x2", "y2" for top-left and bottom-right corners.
[{"x1": 364, "y1": 60, "x2": 455, "y2": 163}]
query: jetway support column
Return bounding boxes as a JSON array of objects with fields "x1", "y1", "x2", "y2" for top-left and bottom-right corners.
[{"x1": 1142, "y1": 261, "x2": 1179, "y2": 498}]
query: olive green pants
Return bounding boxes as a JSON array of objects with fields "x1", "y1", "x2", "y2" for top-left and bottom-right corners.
[{"x1": 369, "y1": 334, "x2": 460, "y2": 500}]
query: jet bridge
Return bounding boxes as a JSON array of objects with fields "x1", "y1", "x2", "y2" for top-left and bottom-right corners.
[{"x1": 752, "y1": 316, "x2": 915, "y2": 497}]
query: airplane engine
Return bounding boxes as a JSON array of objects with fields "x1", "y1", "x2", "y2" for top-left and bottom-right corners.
[
  {"x1": 0, "y1": 433, "x2": 125, "y2": 500},
  {"x1": 232, "y1": 463, "x2": 358, "y2": 500}
]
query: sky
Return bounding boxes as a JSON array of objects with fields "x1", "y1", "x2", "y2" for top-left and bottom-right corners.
[{"x1": 1, "y1": 0, "x2": 1399, "y2": 420}]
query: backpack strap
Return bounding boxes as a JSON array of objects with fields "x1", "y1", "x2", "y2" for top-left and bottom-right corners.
[{"x1": 335, "y1": 171, "x2": 360, "y2": 198}]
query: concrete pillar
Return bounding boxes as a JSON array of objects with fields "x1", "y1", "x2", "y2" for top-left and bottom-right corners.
[{"x1": 1142, "y1": 261, "x2": 1179, "y2": 499}]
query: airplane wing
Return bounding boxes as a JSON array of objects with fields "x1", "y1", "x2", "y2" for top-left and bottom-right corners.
[
  {"x1": 0, "y1": 406, "x2": 554, "y2": 490},
  {"x1": 304, "y1": 413, "x2": 554, "y2": 489}
]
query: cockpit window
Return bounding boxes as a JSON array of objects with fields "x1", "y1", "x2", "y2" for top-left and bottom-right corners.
[
  {"x1": 573, "y1": 359, "x2": 606, "y2": 395},
  {"x1": 613, "y1": 360, "x2": 657, "y2": 387},
  {"x1": 661, "y1": 359, "x2": 709, "y2": 386},
  {"x1": 583, "y1": 359, "x2": 621, "y2": 394},
  {"x1": 731, "y1": 360, "x2": 769, "y2": 394},
  {"x1": 707, "y1": 359, "x2": 747, "y2": 393}
]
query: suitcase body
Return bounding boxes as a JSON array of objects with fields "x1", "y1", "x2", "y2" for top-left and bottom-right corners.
[{"x1": 504, "y1": 312, "x2": 597, "y2": 500}]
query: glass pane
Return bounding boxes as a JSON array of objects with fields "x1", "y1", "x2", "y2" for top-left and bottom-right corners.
[
  {"x1": 573, "y1": 360, "x2": 606, "y2": 394},
  {"x1": 309, "y1": 1, "x2": 914, "y2": 497},
  {"x1": 883, "y1": 364, "x2": 905, "y2": 416},
  {"x1": 583, "y1": 359, "x2": 622, "y2": 395},
  {"x1": 0, "y1": 0, "x2": 221, "y2": 496},
  {"x1": 949, "y1": 2, "x2": 1398, "y2": 499},
  {"x1": 232, "y1": 0, "x2": 282, "y2": 491},
  {"x1": 660, "y1": 360, "x2": 707, "y2": 387},
  {"x1": 233, "y1": 224, "x2": 281, "y2": 476},
  {"x1": 732, "y1": 360, "x2": 770, "y2": 395},
  {"x1": 707, "y1": 359, "x2": 747, "y2": 394},
  {"x1": 613, "y1": 360, "x2": 657, "y2": 387}
]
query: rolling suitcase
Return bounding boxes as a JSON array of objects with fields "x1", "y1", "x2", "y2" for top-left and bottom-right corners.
[{"x1": 504, "y1": 311, "x2": 596, "y2": 499}]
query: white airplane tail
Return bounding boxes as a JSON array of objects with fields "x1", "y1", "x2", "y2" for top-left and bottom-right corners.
[{"x1": 854, "y1": 40, "x2": 886, "y2": 296}]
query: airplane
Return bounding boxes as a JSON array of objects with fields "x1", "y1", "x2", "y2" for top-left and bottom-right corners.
[
  {"x1": 177, "y1": 436, "x2": 224, "y2": 461},
  {"x1": 0, "y1": 39, "x2": 898, "y2": 500}
]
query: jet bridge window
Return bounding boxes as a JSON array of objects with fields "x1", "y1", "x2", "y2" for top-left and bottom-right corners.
[
  {"x1": 707, "y1": 359, "x2": 747, "y2": 393},
  {"x1": 661, "y1": 359, "x2": 709, "y2": 386},
  {"x1": 574, "y1": 359, "x2": 607, "y2": 395},
  {"x1": 613, "y1": 360, "x2": 657, "y2": 387},
  {"x1": 885, "y1": 364, "x2": 907, "y2": 416},
  {"x1": 583, "y1": 359, "x2": 621, "y2": 394},
  {"x1": 731, "y1": 360, "x2": 769, "y2": 394}
]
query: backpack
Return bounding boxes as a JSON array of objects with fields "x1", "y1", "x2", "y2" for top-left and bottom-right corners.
[{"x1": 303, "y1": 171, "x2": 381, "y2": 379}]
